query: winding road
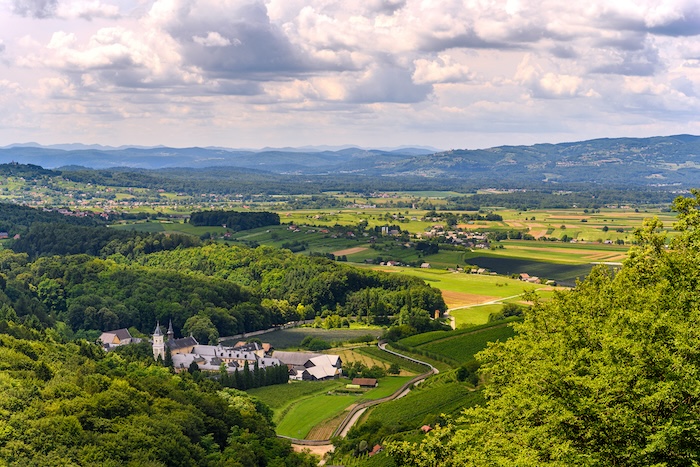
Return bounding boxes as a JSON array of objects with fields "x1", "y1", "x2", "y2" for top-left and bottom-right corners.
[{"x1": 282, "y1": 342, "x2": 438, "y2": 453}]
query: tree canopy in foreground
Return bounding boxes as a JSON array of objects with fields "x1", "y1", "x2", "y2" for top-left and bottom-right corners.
[{"x1": 389, "y1": 190, "x2": 700, "y2": 466}]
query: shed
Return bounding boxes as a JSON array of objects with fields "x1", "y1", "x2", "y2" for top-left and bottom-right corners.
[{"x1": 352, "y1": 378, "x2": 378, "y2": 387}]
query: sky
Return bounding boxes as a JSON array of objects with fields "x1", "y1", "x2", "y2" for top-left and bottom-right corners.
[{"x1": 0, "y1": 0, "x2": 699, "y2": 150}]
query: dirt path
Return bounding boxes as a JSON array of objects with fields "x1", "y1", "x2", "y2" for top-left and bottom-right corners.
[{"x1": 331, "y1": 246, "x2": 368, "y2": 256}]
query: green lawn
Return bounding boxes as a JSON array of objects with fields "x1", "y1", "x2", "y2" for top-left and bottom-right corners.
[
  {"x1": 370, "y1": 267, "x2": 547, "y2": 297},
  {"x1": 358, "y1": 376, "x2": 414, "y2": 400},
  {"x1": 396, "y1": 320, "x2": 520, "y2": 368},
  {"x1": 247, "y1": 380, "x2": 341, "y2": 411},
  {"x1": 276, "y1": 393, "x2": 358, "y2": 438},
  {"x1": 385, "y1": 344, "x2": 452, "y2": 372},
  {"x1": 450, "y1": 304, "x2": 502, "y2": 327}
]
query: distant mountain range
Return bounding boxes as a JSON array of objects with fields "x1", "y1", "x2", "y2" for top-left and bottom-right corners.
[{"x1": 2, "y1": 135, "x2": 700, "y2": 186}]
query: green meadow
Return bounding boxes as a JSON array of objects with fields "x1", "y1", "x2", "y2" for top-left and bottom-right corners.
[
  {"x1": 275, "y1": 393, "x2": 358, "y2": 439},
  {"x1": 249, "y1": 375, "x2": 415, "y2": 439}
]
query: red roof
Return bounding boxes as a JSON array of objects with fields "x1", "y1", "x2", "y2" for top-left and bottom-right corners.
[{"x1": 369, "y1": 444, "x2": 383, "y2": 457}]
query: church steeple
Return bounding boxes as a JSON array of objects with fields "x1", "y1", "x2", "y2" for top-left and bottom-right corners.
[
  {"x1": 167, "y1": 319, "x2": 174, "y2": 342},
  {"x1": 152, "y1": 321, "x2": 165, "y2": 360}
]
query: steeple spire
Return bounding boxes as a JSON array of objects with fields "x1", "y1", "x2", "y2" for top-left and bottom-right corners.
[
  {"x1": 167, "y1": 319, "x2": 174, "y2": 341},
  {"x1": 153, "y1": 321, "x2": 163, "y2": 336}
]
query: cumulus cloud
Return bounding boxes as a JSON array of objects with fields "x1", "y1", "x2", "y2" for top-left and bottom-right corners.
[
  {"x1": 2, "y1": 0, "x2": 700, "y2": 147},
  {"x1": 642, "y1": 1, "x2": 700, "y2": 36},
  {"x1": 591, "y1": 44, "x2": 663, "y2": 76},
  {"x1": 515, "y1": 54, "x2": 595, "y2": 99},
  {"x1": 364, "y1": 0, "x2": 406, "y2": 16},
  {"x1": 149, "y1": 0, "x2": 319, "y2": 79}
]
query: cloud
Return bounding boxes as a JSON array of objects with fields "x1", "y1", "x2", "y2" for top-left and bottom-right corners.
[
  {"x1": 152, "y1": 0, "x2": 320, "y2": 79},
  {"x1": 413, "y1": 54, "x2": 474, "y2": 84},
  {"x1": 192, "y1": 32, "x2": 234, "y2": 47},
  {"x1": 591, "y1": 44, "x2": 663, "y2": 76},
  {"x1": 515, "y1": 54, "x2": 595, "y2": 99},
  {"x1": 643, "y1": 1, "x2": 700, "y2": 36},
  {"x1": 11, "y1": 0, "x2": 120, "y2": 19},
  {"x1": 12, "y1": 0, "x2": 58, "y2": 18},
  {"x1": 347, "y1": 65, "x2": 431, "y2": 103},
  {"x1": 362, "y1": 0, "x2": 406, "y2": 16},
  {"x1": 3, "y1": 0, "x2": 700, "y2": 148},
  {"x1": 56, "y1": 1, "x2": 121, "y2": 20}
]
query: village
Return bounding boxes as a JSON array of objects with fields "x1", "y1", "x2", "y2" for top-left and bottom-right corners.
[{"x1": 97, "y1": 321, "x2": 393, "y2": 386}]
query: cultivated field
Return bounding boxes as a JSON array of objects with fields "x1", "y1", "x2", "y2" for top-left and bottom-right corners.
[
  {"x1": 363, "y1": 381, "x2": 484, "y2": 428},
  {"x1": 397, "y1": 319, "x2": 520, "y2": 367},
  {"x1": 108, "y1": 204, "x2": 679, "y2": 289}
]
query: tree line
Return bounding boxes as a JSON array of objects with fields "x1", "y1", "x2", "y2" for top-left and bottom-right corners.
[{"x1": 189, "y1": 210, "x2": 280, "y2": 231}]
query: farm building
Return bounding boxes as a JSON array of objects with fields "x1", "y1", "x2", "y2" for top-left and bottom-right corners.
[
  {"x1": 273, "y1": 351, "x2": 343, "y2": 381},
  {"x1": 352, "y1": 378, "x2": 378, "y2": 387}
]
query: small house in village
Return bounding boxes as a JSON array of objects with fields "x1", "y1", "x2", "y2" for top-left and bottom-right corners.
[
  {"x1": 369, "y1": 445, "x2": 383, "y2": 457},
  {"x1": 233, "y1": 341, "x2": 274, "y2": 356},
  {"x1": 99, "y1": 328, "x2": 141, "y2": 350}
]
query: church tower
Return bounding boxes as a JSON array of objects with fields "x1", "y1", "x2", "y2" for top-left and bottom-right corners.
[
  {"x1": 167, "y1": 319, "x2": 174, "y2": 342},
  {"x1": 153, "y1": 321, "x2": 165, "y2": 360}
]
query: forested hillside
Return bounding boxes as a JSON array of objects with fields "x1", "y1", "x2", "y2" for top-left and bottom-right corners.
[
  {"x1": 0, "y1": 321, "x2": 317, "y2": 466},
  {"x1": 12, "y1": 223, "x2": 200, "y2": 259},
  {"x1": 0, "y1": 203, "x2": 100, "y2": 236},
  {"x1": 0, "y1": 220, "x2": 445, "y2": 342},
  {"x1": 0, "y1": 204, "x2": 449, "y2": 465},
  {"x1": 388, "y1": 191, "x2": 700, "y2": 465}
]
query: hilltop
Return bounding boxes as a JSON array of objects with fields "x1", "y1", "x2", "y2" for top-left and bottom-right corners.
[{"x1": 2, "y1": 135, "x2": 700, "y2": 187}]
